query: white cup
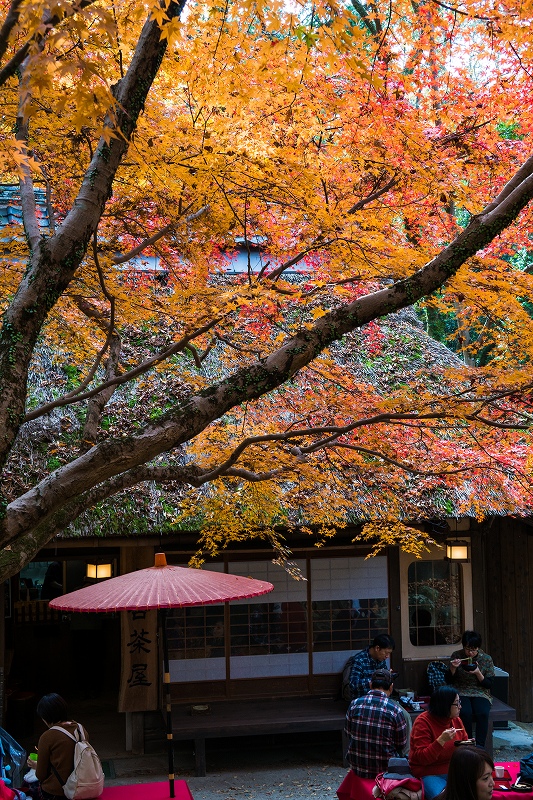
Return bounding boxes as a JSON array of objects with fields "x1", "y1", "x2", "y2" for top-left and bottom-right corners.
[{"x1": 495, "y1": 767, "x2": 505, "y2": 779}]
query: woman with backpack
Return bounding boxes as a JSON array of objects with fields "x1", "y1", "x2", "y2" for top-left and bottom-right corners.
[{"x1": 24, "y1": 693, "x2": 101, "y2": 800}]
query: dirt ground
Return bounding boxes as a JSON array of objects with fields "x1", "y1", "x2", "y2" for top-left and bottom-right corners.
[
  {"x1": 111, "y1": 731, "x2": 351, "y2": 799},
  {"x1": 493, "y1": 721, "x2": 533, "y2": 763},
  {"x1": 17, "y1": 696, "x2": 533, "y2": 800},
  {"x1": 107, "y1": 724, "x2": 533, "y2": 800}
]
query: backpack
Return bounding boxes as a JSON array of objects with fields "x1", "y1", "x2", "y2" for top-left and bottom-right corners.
[
  {"x1": 341, "y1": 655, "x2": 356, "y2": 702},
  {"x1": 427, "y1": 660, "x2": 448, "y2": 692},
  {"x1": 50, "y1": 724, "x2": 104, "y2": 800},
  {"x1": 519, "y1": 753, "x2": 533, "y2": 781}
]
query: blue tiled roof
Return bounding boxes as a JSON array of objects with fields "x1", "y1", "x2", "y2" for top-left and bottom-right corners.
[{"x1": 0, "y1": 183, "x2": 51, "y2": 230}]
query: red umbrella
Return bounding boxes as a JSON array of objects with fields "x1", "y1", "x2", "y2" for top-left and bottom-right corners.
[{"x1": 50, "y1": 553, "x2": 274, "y2": 797}]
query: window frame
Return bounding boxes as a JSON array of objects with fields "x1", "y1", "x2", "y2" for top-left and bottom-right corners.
[{"x1": 399, "y1": 542, "x2": 473, "y2": 660}]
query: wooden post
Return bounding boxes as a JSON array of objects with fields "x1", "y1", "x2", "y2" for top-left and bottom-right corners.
[{"x1": 161, "y1": 608, "x2": 175, "y2": 798}]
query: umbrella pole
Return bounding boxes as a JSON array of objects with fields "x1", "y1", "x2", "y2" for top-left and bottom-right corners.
[{"x1": 160, "y1": 608, "x2": 175, "y2": 798}]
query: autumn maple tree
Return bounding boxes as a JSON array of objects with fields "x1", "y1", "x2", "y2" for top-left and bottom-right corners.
[{"x1": 1, "y1": 0, "x2": 533, "y2": 580}]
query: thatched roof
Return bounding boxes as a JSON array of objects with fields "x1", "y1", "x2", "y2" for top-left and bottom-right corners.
[{"x1": 2, "y1": 185, "x2": 529, "y2": 541}]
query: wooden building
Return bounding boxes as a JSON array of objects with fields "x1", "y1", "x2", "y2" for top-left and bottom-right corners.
[{"x1": 4, "y1": 513, "x2": 533, "y2": 745}]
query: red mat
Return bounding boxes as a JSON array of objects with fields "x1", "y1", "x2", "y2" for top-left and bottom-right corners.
[
  {"x1": 337, "y1": 769, "x2": 375, "y2": 800},
  {"x1": 100, "y1": 780, "x2": 194, "y2": 800},
  {"x1": 336, "y1": 762, "x2": 526, "y2": 800}
]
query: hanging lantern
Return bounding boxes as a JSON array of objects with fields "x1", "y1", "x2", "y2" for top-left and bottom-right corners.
[
  {"x1": 445, "y1": 539, "x2": 470, "y2": 562},
  {"x1": 86, "y1": 562, "x2": 113, "y2": 579}
]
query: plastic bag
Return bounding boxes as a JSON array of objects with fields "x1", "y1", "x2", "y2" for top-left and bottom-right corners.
[
  {"x1": 0, "y1": 727, "x2": 26, "y2": 787},
  {"x1": 22, "y1": 770, "x2": 37, "y2": 785}
]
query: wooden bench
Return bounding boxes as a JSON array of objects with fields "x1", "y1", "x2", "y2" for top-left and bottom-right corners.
[
  {"x1": 172, "y1": 696, "x2": 347, "y2": 776},
  {"x1": 171, "y1": 695, "x2": 516, "y2": 776},
  {"x1": 485, "y1": 697, "x2": 517, "y2": 757}
]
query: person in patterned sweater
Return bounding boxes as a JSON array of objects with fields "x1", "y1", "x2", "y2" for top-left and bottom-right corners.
[
  {"x1": 344, "y1": 668, "x2": 408, "y2": 778},
  {"x1": 445, "y1": 630, "x2": 495, "y2": 748}
]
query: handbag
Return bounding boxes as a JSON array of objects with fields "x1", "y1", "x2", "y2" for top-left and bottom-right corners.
[
  {"x1": 374, "y1": 760, "x2": 424, "y2": 800},
  {"x1": 373, "y1": 773, "x2": 423, "y2": 800}
]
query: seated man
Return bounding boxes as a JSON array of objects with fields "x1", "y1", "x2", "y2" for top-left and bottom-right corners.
[
  {"x1": 349, "y1": 633, "x2": 395, "y2": 699},
  {"x1": 345, "y1": 668, "x2": 408, "y2": 779}
]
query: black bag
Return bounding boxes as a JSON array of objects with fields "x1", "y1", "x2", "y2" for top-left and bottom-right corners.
[
  {"x1": 515, "y1": 753, "x2": 533, "y2": 790},
  {"x1": 520, "y1": 754, "x2": 533, "y2": 781},
  {"x1": 341, "y1": 655, "x2": 356, "y2": 702}
]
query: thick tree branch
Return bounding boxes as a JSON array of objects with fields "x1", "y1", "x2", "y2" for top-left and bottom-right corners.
[
  {"x1": 16, "y1": 67, "x2": 41, "y2": 252},
  {"x1": 113, "y1": 222, "x2": 175, "y2": 265},
  {"x1": 0, "y1": 0, "x2": 187, "y2": 467},
  {"x1": 349, "y1": 0, "x2": 380, "y2": 37},
  {"x1": 0, "y1": 457, "x2": 290, "y2": 576},
  {"x1": 222, "y1": 466, "x2": 286, "y2": 481},
  {"x1": 0, "y1": 0, "x2": 24, "y2": 64},
  {"x1": 482, "y1": 154, "x2": 533, "y2": 216},
  {"x1": 0, "y1": 39, "x2": 31, "y2": 87}
]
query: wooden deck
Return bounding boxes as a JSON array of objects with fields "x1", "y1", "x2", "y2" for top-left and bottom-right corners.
[{"x1": 171, "y1": 695, "x2": 516, "y2": 776}]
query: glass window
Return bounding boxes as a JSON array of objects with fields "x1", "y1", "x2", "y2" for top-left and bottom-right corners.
[
  {"x1": 167, "y1": 556, "x2": 391, "y2": 665},
  {"x1": 167, "y1": 605, "x2": 225, "y2": 659},
  {"x1": 170, "y1": 596, "x2": 391, "y2": 658},
  {"x1": 19, "y1": 561, "x2": 62, "y2": 601},
  {"x1": 230, "y1": 601, "x2": 308, "y2": 655},
  {"x1": 312, "y1": 598, "x2": 389, "y2": 652},
  {"x1": 168, "y1": 601, "x2": 310, "y2": 658},
  {"x1": 408, "y1": 560, "x2": 462, "y2": 646}
]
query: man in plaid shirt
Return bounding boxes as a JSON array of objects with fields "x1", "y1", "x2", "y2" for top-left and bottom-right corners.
[
  {"x1": 345, "y1": 668, "x2": 408, "y2": 778},
  {"x1": 349, "y1": 634, "x2": 395, "y2": 699}
]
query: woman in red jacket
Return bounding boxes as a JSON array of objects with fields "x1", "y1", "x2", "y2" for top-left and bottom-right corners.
[{"x1": 409, "y1": 685, "x2": 470, "y2": 799}]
